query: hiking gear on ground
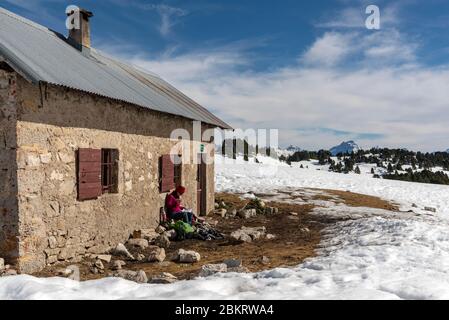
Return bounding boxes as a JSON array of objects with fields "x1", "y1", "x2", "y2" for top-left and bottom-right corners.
[
  {"x1": 195, "y1": 223, "x2": 225, "y2": 241},
  {"x1": 171, "y1": 220, "x2": 195, "y2": 240}
]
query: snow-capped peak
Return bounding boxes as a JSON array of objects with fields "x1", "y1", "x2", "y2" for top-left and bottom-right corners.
[
  {"x1": 276, "y1": 145, "x2": 302, "y2": 157},
  {"x1": 330, "y1": 141, "x2": 359, "y2": 156},
  {"x1": 286, "y1": 145, "x2": 302, "y2": 152}
]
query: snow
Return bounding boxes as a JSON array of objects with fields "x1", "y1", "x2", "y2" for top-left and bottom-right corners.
[
  {"x1": 215, "y1": 155, "x2": 449, "y2": 216},
  {"x1": 2, "y1": 155, "x2": 449, "y2": 300}
]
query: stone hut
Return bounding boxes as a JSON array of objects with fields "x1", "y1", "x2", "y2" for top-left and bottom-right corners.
[{"x1": 0, "y1": 7, "x2": 231, "y2": 273}]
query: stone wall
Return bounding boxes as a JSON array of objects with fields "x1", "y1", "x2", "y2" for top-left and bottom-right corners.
[
  {"x1": 9, "y1": 73, "x2": 216, "y2": 273},
  {"x1": 0, "y1": 68, "x2": 19, "y2": 263}
]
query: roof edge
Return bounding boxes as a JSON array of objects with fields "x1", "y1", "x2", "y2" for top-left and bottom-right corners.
[{"x1": 40, "y1": 80, "x2": 233, "y2": 130}]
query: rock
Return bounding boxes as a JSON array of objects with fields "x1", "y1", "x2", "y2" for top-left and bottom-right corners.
[
  {"x1": 238, "y1": 209, "x2": 257, "y2": 219},
  {"x1": 95, "y1": 260, "x2": 105, "y2": 270},
  {"x1": 227, "y1": 266, "x2": 250, "y2": 273},
  {"x1": 48, "y1": 236, "x2": 58, "y2": 249},
  {"x1": 266, "y1": 234, "x2": 276, "y2": 240},
  {"x1": 57, "y1": 265, "x2": 80, "y2": 281},
  {"x1": 259, "y1": 256, "x2": 270, "y2": 265},
  {"x1": 96, "y1": 255, "x2": 112, "y2": 263},
  {"x1": 0, "y1": 258, "x2": 4, "y2": 271},
  {"x1": 237, "y1": 210, "x2": 249, "y2": 219},
  {"x1": 239, "y1": 233, "x2": 253, "y2": 242},
  {"x1": 150, "y1": 272, "x2": 178, "y2": 284},
  {"x1": 147, "y1": 246, "x2": 166, "y2": 263},
  {"x1": 199, "y1": 264, "x2": 228, "y2": 277},
  {"x1": 412, "y1": 203, "x2": 418, "y2": 208},
  {"x1": 126, "y1": 238, "x2": 149, "y2": 250},
  {"x1": 113, "y1": 243, "x2": 135, "y2": 260},
  {"x1": 290, "y1": 212, "x2": 299, "y2": 216},
  {"x1": 155, "y1": 235, "x2": 171, "y2": 249},
  {"x1": 155, "y1": 226, "x2": 167, "y2": 234},
  {"x1": 112, "y1": 260, "x2": 126, "y2": 271},
  {"x1": 1, "y1": 269, "x2": 17, "y2": 277},
  {"x1": 300, "y1": 227, "x2": 311, "y2": 234},
  {"x1": 215, "y1": 209, "x2": 227, "y2": 218},
  {"x1": 164, "y1": 230, "x2": 177, "y2": 241},
  {"x1": 231, "y1": 226, "x2": 266, "y2": 242},
  {"x1": 141, "y1": 229, "x2": 160, "y2": 241},
  {"x1": 136, "y1": 253, "x2": 146, "y2": 262},
  {"x1": 177, "y1": 249, "x2": 201, "y2": 263},
  {"x1": 231, "y1": 229, "x2": 252, "y2": 242},
  {"x1": 113, "y1": 270, "x2": 148, "y2": 284},
  {"x1": 223, "y1": 259, "x2": 242, "y2": 268},
  {"x1": 227, "y1": 209, "x2": 237, "y2": 218},
  {"x1": 132, "y1": 230, "x2": 142, "y2": 239},
  {"x1": 425, "y1": 207, "x2": 437, "y2": 213},
  {"x1": 245, "y1": 226, "x2": 266, "y2": 241}
]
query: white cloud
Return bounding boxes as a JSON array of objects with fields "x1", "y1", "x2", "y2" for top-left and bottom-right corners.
[
  {"x1": 301, "y1": 32, "x2": 355, "y2": 67},
  {"x1": 316, "y1": 2, "x2": 400, "y2": 29},
  {"x1": 144, "y1": 4, "x2": 188, "y2": 37},
  {"x1": 101, "y1": 29, "x2": 449, "y2": 152}
]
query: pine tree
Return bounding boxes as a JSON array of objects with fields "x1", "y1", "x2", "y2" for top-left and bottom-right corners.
[
  {"x1": 244, "y1": 140, "x2": 249, "y2": 162},
  {"x1": 388, "y1": 163, "x2": 394, "y2": 173}
]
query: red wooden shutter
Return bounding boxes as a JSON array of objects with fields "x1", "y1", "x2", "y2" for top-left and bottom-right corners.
[
  {"x1": 160, "y1": 154, "x2": 175, "y2": 193},
  {"x1": 78, "y1": 148, "x2": 102, "y2": 201}
]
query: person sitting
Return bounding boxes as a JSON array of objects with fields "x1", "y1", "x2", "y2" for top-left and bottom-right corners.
[{"x1": 165, "y1": 186, "x2": 194, "y2": 225}]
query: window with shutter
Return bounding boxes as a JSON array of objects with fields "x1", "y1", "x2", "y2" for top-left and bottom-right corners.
[
  {"x1": 101, "y1": 149, "x2": 119, "y2": 194},
  {"x1": 173, "y1": 155, "x2": 182, "y2": 187},
  {"x1": 160, "y1": 154, "x2": 175, "y2": 193},
  {"x1": 78, "y1": 148, "x2": 102, "y2": 201}
]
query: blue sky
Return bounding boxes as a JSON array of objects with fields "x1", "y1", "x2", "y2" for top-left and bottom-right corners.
[{"x1": 2, "y1": 0, "x2": 449, "y2": 151}]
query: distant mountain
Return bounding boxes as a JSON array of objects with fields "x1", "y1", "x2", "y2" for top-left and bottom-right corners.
[
  {"x1": 286, "y1": 145, "x2": 302, "y2": 152},
  {"x1": 276, "y1": 145, "x2": 302, "y2": 157},
  {"x1": 330, "y1": 141, "x2": 359, "y2": 156}
]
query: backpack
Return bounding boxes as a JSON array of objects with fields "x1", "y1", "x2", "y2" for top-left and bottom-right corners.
[{"x1": 171, "y1": 221, "x2": 195, "y2": 240}]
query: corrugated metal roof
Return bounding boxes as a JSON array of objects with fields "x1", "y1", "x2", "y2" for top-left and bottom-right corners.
[{"x1": 0, "y1": 7, "x2": 232, "y2": 129}]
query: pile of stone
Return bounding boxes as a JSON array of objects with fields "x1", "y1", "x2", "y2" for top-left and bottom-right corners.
[
  {"x1": 238, "y1": 198, "x2": 280, "y2": 219},
  {"x1": 108, "y1": 268, "x2": 179, "y2": 284},
  {"x1": 149, "y1": 272, "x2": 178, "y2": 284},
  {"x1": 199, "y1": 259, "x2": 250, "y2": 277},
  {"x1": 57, "y1": 265, "x2": 80, "y2": 281},
  {"x1": 230, "y1": 226, "x2": 275, "y2": 243},
  {"x1": 112, "y1": 269, "x2": 148, "y2": 283},
  {"x1": 175, "y1": 249, "x2": 201, "y2": 263},
  {"x1": 214, "y1": 200, "x2": 237, "y2": 218},
  {"x1": 0, "y1": 258, "x2": 18, "y2": 277}
]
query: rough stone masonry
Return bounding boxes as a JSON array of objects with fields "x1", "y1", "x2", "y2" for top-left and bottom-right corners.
[{"x1": 0, "y1": 68, "x2": 216, "y2": 273}]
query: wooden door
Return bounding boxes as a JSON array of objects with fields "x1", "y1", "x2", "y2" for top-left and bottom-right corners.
[{"x1": 197, "y1": 154, "x2": 207, "y2": 216}]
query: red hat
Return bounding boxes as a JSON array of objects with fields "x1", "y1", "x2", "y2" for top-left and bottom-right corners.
[{"x1": 176, "y1": 186, "x2": 186, "y2": 195}]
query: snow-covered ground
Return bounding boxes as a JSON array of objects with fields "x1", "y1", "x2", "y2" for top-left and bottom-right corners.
[
  {"x1": 1, "y1": 155, "x2": 449, "y2": 300},
  {"x1": 216, "y1": 155, "x2": 449, "y2": 216}
]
